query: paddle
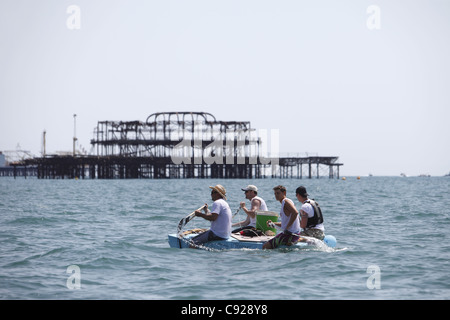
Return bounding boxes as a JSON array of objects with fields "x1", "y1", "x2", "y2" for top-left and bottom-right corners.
[
  {"x1": 177, "y1": 205, "x2": 207, "y2": 236},
  {"x1": 178, "y1": 205, "x2": 240, "y2": 235},
  {"x1": 232, "y1": 206, "x2": 241, "y2": 219}
]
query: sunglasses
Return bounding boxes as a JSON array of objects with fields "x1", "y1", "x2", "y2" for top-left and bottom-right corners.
[{"x1": 211, "y1": 190, "x2": 218, "y2": 195}]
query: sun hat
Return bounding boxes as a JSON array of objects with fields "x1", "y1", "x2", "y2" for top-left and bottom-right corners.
[
  {"x1": 209, "y1": 184, "x2": 227, "y2": 200},
  {"x1": 241, "y1": 185, "x2": 258, "y2": 192}
]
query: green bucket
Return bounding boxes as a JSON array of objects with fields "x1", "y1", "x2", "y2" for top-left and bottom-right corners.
[{"x1": 255, "y1": 211, "x2": 279, "y2": 233}]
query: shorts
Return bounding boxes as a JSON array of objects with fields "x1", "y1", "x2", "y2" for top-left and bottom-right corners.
[
  {"x1": 299, "y1": 228, "x2": 324, "y2": 240},
  {"x1": 190, "y1": 230, "x2": 226, "y2": 246},
  {"x1": 266, "y1": 231, "x2": 300, "y2": 249}
]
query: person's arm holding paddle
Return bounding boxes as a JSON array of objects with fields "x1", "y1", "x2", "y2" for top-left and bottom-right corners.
[
  {"x1": 241, "y1": 199, "x2": 259, "y2": 220},
  {"x1": 194, "y1": 204, "x2": 219, "y2": 221}
]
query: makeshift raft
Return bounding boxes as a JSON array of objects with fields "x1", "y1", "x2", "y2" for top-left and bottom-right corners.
[{"x1": 168, "y1": 229, "x2": 337, "y2": 250}]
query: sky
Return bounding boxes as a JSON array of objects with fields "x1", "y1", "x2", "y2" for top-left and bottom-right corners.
[{"x1": 1, "y1": 0, "x2": 449, "y2": 176}]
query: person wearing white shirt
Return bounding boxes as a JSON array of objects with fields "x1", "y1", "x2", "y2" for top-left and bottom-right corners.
[
  {"x1": 232, "y1": 184, "x2": 268, "y2": 234},
  {"x1": 190, "y1": 184, "x2": 232, "y2": 248},
  {"x1": 296, "y1": 186, "x2": 325, "y2": 240}
]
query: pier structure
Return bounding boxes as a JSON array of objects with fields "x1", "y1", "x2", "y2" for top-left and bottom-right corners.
[
  {"x1": 88, "y1": 112, "x2": 264, "y2": 178},
  {"x1": 278, "y1": 156, "x2": 342, "y2": 179},
  {"x1": 0, "y1": 149, "x2": 37, "y2": 177},
  {"x1": 0, "y1": 166, "x2": 37, "y2": 178},
  {"x1": 12, "y1": 112, "x2": 343, "y2": 179}
]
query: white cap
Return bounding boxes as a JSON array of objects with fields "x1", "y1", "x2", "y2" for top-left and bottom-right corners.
[{"x1": 241, "y1": 185, "x2": 258, "y2": 192}]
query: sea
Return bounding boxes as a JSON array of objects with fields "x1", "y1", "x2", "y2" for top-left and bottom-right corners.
[{"x1": 0, "y1": 176, "x2": 449, "y2": 301}]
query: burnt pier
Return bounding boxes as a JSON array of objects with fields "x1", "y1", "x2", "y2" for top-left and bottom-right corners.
[{"x1": 14, "y1": 112, "x2": 343, "y2": 179}]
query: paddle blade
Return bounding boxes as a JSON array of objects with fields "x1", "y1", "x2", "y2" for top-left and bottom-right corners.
[
  {"x1": 177, "y1": 205, "x2": 207, "y2": 235},
  {"x1": 177, "y1": 213, "x2": 195, "y2": 234}
]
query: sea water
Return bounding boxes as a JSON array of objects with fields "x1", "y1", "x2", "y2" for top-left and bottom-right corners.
[{"x1": 0, "y1": 176, "x2": 449, "y2": 300}]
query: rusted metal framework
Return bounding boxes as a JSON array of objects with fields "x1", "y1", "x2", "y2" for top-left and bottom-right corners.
[
  {"x1": 91, "y1": 112, "x2": 258, "y2": 157},
  {"x1": 13, "y1": 112, "x2": 343, "y2": 179},
  {"x1": 87, "y1": 112, "x2": 264, "y2": 178}
]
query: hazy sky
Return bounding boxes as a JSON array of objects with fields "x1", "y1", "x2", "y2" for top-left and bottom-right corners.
[{"x1": 1, "y1": 0, "x2": 449, "y2": 176}]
